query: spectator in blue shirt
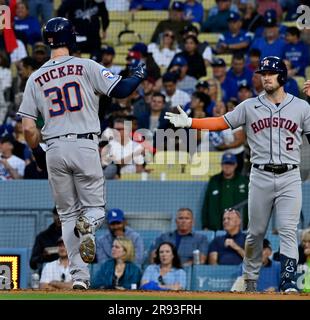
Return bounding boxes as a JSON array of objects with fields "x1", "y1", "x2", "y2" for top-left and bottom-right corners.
[
  {"x1": 283, "y1": 59, "x2": 300, "y2": 97},
  {"x1": 202, "y1": 0, "x2": 232, "y2": 33},
  {"x1": 96, "y1": 208, "x2": 144, "y2": 267},
  {"x1": 254, "y1": 9, "x2": 287, "y2": 39},
  {"x1": 250, "y1": 16, "x2": 286, "y2": 58},
  {"x1": 283, "y1": 27, "x2": 310, "y2": 77},
  {"x1": 92, "y1": 236, "x2": 141, "y2": 289},
  {"x1": 211, "y1": 58, "x2": 239, "y2": 102},
  {"x1": 216, "y1": 11, "x2": 252, "y2": 55},
  {"x1": 149, "y1": 208, "x2": 208, "y2": 266},
  {"x1": 130, "y1": 0, "x2": 170, "y2": 10},
  {"x1": 183, "y1": 0, "x2": 204, "y2": 24},
  {"x1": 141, "y1": 242, "x2": 186, "y2": 290},
  {"x1": 14, "y1": 1, "x2": 42, "y2": 46},
  {"x1": 208, "y1": 208, "x2": 246, "y2": 265},
  {"x1": 227, "y1": 53, "x2": 253, "y2": 89}
]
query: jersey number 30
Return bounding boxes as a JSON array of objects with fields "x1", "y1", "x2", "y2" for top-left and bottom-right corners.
[{"x1": 44, "y1": 81, "x2": 83, "y2": 117}]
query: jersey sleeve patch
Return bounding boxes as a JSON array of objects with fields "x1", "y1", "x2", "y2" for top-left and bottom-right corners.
[{"x1": 101, "y1": 68, "x2": 117, "y2": 80}]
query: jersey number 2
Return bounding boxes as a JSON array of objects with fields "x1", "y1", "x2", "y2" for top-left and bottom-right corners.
[
  {"x1": 286, "y1": 137, "x2": 294, "y2": 151},
  {"x1": 44, "y1": 82, "x2": 83, "y2": 117}
]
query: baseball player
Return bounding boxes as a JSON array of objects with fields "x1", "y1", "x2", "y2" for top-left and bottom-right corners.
[
  {"x1": 165, "y1": 56, "x2": 310, "y2": 292},
  {"x1": 17, "y1": 17, "x2": 146, "y2": 290}
]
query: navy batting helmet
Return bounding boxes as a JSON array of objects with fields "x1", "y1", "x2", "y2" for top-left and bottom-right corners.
[
  {"x1": 42, "y1": 17, "x2": 76, "y2": 49},
  {"x1": 255, "y1": 56, "x2": 287, "y2": 86}
]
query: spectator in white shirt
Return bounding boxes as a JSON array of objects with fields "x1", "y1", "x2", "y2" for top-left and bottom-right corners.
[
  {"x1": 0, "y1": 135, "x2": 25, "y2": 180},
  {"x1": 162, "y1": 72, "x2": 191, "y2": 109},
  {"x1": 148, "y1": 29, "x2": 180, "y2": 70},
  {"x1": 39, "y1": 237, "x2": 73, "y2": 289}
]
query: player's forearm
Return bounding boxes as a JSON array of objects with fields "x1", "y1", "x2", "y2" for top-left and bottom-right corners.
[
  {"x1": 191, "y1": 116, "x2": 229, "y2": 131},
  {"x1": 24, "y1": 128, "x2": 40, "y2": 149},
  {"x1": 110, "y1": 76, "x2": 142, "y2": 99}
]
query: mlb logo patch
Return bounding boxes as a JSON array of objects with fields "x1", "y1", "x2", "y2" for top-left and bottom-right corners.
[{"x1": 101, "y1": 69, "x2": 115, "y2": 80}]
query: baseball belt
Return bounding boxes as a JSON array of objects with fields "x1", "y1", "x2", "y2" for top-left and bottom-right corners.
[
  {"x1": 45, "y1": 133, "x2": 96, "y2": 142},
  {"x1": 253, "y1": 164, "x2": 298, "y2": 174}
]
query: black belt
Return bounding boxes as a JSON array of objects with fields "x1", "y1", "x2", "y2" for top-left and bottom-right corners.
[
  {"x1": 253, "y1": 164, "x2": 298, "y2": 174},
  {"x1": 46, "y1": 133, "x2": 96, "y2": 142}
]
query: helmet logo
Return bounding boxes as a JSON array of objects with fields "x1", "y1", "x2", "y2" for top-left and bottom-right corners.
[
  {"x1": 263, "y1": 59, "x2": 269, "y2": 66},
  {"x1": 48, "y1": 37, "x2": 53, "y2": 44}
]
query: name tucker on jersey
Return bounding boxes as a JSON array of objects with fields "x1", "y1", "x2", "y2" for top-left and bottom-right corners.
[
  {"x1": 34, "y1": 65, "x2": 83, "y2": 87},
  {"x1": 251, "y1": 117, "x2": 298, "y2": 134}
]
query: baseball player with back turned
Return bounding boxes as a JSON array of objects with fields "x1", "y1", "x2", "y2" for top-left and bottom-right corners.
[
  {"x1": 165, "y1": 56, "x2": 310, "y2": 292},
  {"x1": 17, "y1": 17, "x2": 147, "y2": 290}
]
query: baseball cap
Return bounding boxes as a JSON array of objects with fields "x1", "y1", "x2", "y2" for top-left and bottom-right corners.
[
  {"x1": 171, "y1": 1, "x2": 184, "y2": 11},
  {"x1": 170, "y1": 55, "x2": 188, "y2": 67},
  {"x1": 101, "y1": 45, "x2": 115, "y2": 55},
  {"x1": 263, "y1": 238, "x2": 272, "y2": 250},
  {"x1": 127, "y1": 50, "x2": 142, "y2": 61},
  {"x1": 211, "y1": 58, "x2": 226, "y2": 67},
  {"x1": 56, "y1": 236, "x2": 64, "y2": 245},
  {"x1": 264, "y1": 9, "x2": 277, "y2": 27},
  {"x1": 33, "y1": 42, "x2": 48, "y2": 54},
  {"x1": 0, "y1": 135, "x2": 14, "y2": 144},
  {"x1": 238, "y1": 83, "x2": 251, "y2": 91},
  {"x1": 221, "y1": 153, "x2": 237, "y2": 164},
  {"x1": 181, "y1": 24, "x2": 199, "y2": 35},
  {"x1": 130, "y1": 42, "x2": 148, "y2": 56},
  {"x1": 195, "y1": 80, "x2": 209, "y2": 89},
  {"x1": 107, "y1": 208, "x2": 125, "y2": 224},
  {"x1": 227, "y1": 11, "x2": 241, "y2": 22}
]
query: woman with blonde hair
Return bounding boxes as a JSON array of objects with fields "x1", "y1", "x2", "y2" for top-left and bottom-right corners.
[
  {"x1": 147, "y1": 29, "x2": 180, "y2": 70},
  {"x1": 91, "y1": 236, "x2": 141, "y2": 289}
]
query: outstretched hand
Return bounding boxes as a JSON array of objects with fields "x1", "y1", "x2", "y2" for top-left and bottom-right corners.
[
  {"x1": 303, "y1": 80, "x2": 310, "y2": 97},
  {"x1": 164, "y1": 105, "x2": 192, "y2": 128}
]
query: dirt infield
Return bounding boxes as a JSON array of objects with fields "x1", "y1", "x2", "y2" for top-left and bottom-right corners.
[{"x1": 1, "y1": 289, "x2": 310, "y2": 300}]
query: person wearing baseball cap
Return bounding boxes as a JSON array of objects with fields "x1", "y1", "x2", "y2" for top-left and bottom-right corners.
[
  {"x1": 216, "y1": 11, "x2": 251, "y2": 55},
  {"x1": 99, "y1": 45, "x2": 122, "y2": 75},
  {"x1": 96, "y1": 208, "x2": 144, "y2": 267},
  {"x1": 168, "y1": 55, "x2": 197, "y2": 94},
  {"x1": 150, "y1": 1, "x2": 192, "y2": 44}
]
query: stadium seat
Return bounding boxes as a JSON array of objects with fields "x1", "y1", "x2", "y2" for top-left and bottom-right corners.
[
  {"x1": 133, "y1": 10, "x2": 169, "y2": 22},
  {"x1": 105, "y1": 21, "x2": 127, "y2": 46},
  {"x1": 306, "y1": 66, "x2": 310, "y2": 81},
  {"x1": 198, "y1": 33, "x2": 220, "y2": 45},
  {"x1": 293, "y1": 76, "x2": 306, "y2": 93},
  {"x1": 109, "y1": 11, "x2": 132, "y2": 25},
  {"x1": 114, "y1": 44, "x2": 132, "y2": 55},
  {"x1": 282, "y1": 21, "x2": 296, "y2": 27},
  {"x1": 153, "y1": 151, "x2": 190, "y2": 165},
  {"x1": 195, "y1": 230, "x2": 215, "y2": 244},
  {"x1": 127, "y1": 21, "x2": 158, "y2": 44},
  {"x1": 202, "y1": 0, "x2": 216, "y2": 11},
  {"x1": 111, "y1": 53, "x2": 127, "y2": 66},
  {"x1": 189, "y1": 151, "x2": 223, "y2": 177},
  {"x1": 191, "y1": 265, "x2": 240, "y2": 291}
]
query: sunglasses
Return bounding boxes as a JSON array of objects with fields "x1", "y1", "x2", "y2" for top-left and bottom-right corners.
[
  {"x1": 158, "y1": 275, "x2": 165, "y2": 285},
  {"x1": 164, "y1": 33, "x2": 174, "y2": 38}
]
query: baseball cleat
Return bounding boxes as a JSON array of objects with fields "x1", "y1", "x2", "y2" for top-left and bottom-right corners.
[
  {"x1": 280, "y1": 281, "x2": 299, "y2": 293},
  {"x1": 76, "y1": 216, "x2": 96, "y2": 263},
  {"x1": 72, "y1": 279, "x2": 90, "y2": 290},
  {"x1": 244, "y1": 279, "x2": 257, "y2": 292}
]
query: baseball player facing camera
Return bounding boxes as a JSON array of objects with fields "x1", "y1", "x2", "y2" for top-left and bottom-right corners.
[
  {"x1": 17, "y1": 17, "x2": 147, "y2": 290},
  {"x1": 165, "y1": 56, "x2": 310, "y2": 293}
]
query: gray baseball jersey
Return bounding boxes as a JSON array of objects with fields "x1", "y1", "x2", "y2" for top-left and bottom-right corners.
[
  {"x1": 18, "y1": 56, "x2": 121, "y2": 140},
  {"x1": 223, "y1": 92, "x2": 310, "y2": 284},
  {"x1": 17, "y1": 55, "x2": 122, "y2": 284},
  {"x1": 223, "y1": 92, "x2": 310, "y2": 165}
]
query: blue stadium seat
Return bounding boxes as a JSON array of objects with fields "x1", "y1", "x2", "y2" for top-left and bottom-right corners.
[
  {"x1": 191, "y1": 265, "x2": 240, "y2": 291},
  {"x1": 195, "y1": 230, "x2": 215, "y2": 244},
  {"x1": 138, "y1": 230, "x2": 162, "y2": 252},
  {"x1": 184, "y1": 265, "x2": 192, "y2": 290},
  {"x1": 215, "y1": 230, "x2": 226, "y2": 238}
]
